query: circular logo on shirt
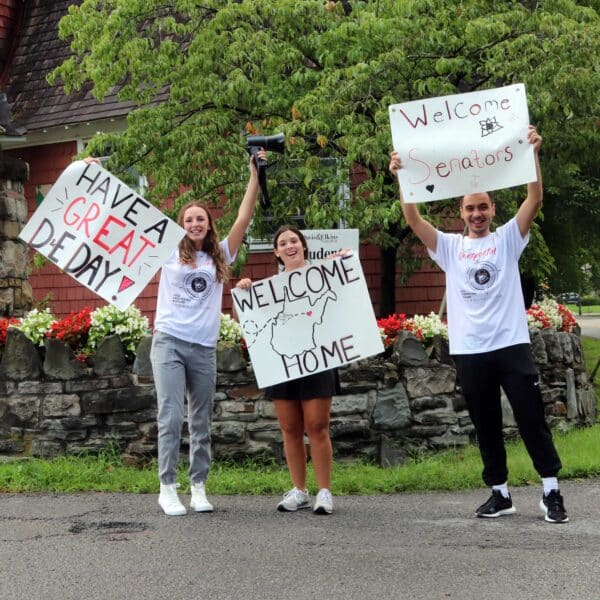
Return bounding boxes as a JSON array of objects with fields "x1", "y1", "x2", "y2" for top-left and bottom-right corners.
[
  {"x1": 183, "y1": 270, "x2": 215, "y2": 301},
  {"x1": 467, "y1": 262, "x2": 498, "y2": 291}
]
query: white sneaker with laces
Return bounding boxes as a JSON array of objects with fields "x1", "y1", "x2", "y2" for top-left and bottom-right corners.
[
  {"x1": 314, "y1": 488, "x2": 333, "y2": 515},
  {"x1": 190, "y1": 482, "x2": 214, "y2": 512},
  {"x1": 158, "y1": 483, "x2": 186, "y2": 516},
  {"x1": 276, "y1": 487, "x2": 310, "y2": 512}
]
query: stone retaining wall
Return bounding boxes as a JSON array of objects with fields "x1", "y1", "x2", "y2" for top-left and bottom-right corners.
[
  {"x1": 0, "y1": 327, "x2": 596, "y2": 466},
  {"x1": 0, "y1": 157, "x2": 33, "y2": 318}
]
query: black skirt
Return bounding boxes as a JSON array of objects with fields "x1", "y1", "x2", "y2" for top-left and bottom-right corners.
[{"x1": 264, "y1": 369, "x2": 341, "y2": 401}]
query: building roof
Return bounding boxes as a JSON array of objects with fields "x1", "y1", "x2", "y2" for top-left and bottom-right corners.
[{"x1": 3, "y1": 0, "x2": 136, "y2": 132}]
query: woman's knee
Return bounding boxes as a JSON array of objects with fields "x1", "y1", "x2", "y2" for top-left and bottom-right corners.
[{"x1": 305, "y1": 420, "x2": 330, "y2": 442}]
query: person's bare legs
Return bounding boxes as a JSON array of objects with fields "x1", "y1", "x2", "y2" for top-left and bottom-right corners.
[
  {"x1": 274, "y1": 399, "x2": 307, "y2": 489},
  {"x1": 302, "y1": 397, "x2": 332, "y2": 490}
]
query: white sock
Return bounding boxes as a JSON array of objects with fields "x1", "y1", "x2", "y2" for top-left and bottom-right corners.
[
  {"x1": 492, "y1": 482, "x2": 510, "y2": 499},
  {"x1": 542, "y1": 477, "x2": 559, "y2": 496}
]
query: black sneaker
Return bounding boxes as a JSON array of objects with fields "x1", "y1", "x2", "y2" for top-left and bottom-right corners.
[
  {"x1": 475, "y1": 490, "x2": 516, "y2": 518},
  {"x1": 540, "y1": 489, "x2": 569, "y2": 523}
]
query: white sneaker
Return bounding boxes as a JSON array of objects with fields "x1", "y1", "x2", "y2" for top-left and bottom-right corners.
[
  {"x1": 158, "y1": 483, "x2": 186, "y2": 516},
  {"x1": 277, "y1": 487, "x2": 311, "y2": 512},
  {"x1": 190, "y1": 482, "x2": 214, "y2": 512},
  {"x1": 313, "y1": 488, "x2": 333, "y2": 515}
]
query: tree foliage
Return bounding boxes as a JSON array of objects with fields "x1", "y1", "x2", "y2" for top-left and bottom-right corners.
[{"x1": 50, "y1": 0, "x2": 600, "y2": 311}]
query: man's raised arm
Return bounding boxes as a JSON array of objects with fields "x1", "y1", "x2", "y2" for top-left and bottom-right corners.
[
  {"x1": 515, "y1": 125, "x2": 543, "y2": 238},
  {"x1": 389, "y1": 152, "x2": 438, "y2": 252}
]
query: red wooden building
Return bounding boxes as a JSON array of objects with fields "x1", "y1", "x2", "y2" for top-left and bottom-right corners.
[{"x1": 2, "y1": 0, "x2": 446, "y2": 325}]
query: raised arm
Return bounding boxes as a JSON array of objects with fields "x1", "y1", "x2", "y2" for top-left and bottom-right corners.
[
  {"x1": 515, "y1": 125, "x2": 543, "y2": 238},
  {"x1": 389, "y1": 152, "x2": 438, "y2": 252},
  {"x1": 226, "y1": 150, "x2": 266, "y2": 256}
]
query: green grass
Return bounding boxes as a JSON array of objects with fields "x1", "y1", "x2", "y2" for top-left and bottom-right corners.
[
  {"x1": 567, "y1": 303, "x2": 600, "y2": 314},
  {"x1": 1, "y1": 336, "x2": 598, "y2": 496}
]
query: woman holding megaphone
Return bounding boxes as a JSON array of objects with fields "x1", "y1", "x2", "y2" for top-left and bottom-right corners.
[{"x1": 150, "y1": 150, "x2": 266, "y2": 516}]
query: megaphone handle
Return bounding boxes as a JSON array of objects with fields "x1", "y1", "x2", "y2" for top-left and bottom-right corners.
[
  {"x1": 250, "y1": 146, "x2": 268, "y2": 168},
  {"x1": 258, "y1": 166, "x2": 270, "y2": 209}
]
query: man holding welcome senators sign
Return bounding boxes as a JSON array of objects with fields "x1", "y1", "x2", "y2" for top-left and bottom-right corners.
[{"x1": 389, "y1": 84, "x2": 568, "y2": 524}]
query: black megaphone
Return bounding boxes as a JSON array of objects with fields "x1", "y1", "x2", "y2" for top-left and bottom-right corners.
[{"x1": 246, "y1": 133, "x2": 285, "y2": 209}]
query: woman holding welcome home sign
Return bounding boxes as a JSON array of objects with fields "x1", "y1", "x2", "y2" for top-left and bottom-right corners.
[{"x1": 236, "y1": 225, "x2": 349, "y2": 515}]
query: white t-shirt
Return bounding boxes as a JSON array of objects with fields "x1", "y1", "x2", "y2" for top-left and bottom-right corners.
[
  {"x1": 154, "y1": 239, "x2": 234, "y2": 347},
  {"x1": 428, "y1": 217, "x2": 529, "y2": 355}
]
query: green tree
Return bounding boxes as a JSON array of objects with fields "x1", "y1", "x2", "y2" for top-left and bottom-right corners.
[{"x1": 51, "y1": 0, "x2": 600, "y2": 316}]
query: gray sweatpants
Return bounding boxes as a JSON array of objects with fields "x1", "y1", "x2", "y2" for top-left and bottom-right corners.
[{"x1": 150, "y1": 330, "x2": 216, "y2": 485}]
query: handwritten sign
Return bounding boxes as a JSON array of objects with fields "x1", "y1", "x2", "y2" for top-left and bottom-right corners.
[
  {"x1": 232, "y1": 253, "x2": 383, "y2": 388},
  {"x1": 389, "y1": 84, "x2": 536, "y2": 202},
  {"x1": 19, "y1": 161, "x2": 185, "y2": 310}
]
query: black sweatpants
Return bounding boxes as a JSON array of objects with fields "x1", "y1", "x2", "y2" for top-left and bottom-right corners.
[{"x1": 453, "y1": 344, "x2": 562, "y2": 486}]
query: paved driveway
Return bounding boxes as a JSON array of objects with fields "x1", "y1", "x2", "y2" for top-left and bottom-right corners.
[
  {"x1": 578, "y1": 314, "x2": 600, "y2": 339},
  {"x1": 2, "y1": 479, "x2": 600, "y2": 600}
]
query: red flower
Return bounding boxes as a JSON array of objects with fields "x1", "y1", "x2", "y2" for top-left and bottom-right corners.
[
  {"x1": 46, "y1": 307, "x2": 93, "y2": 351},
  {"x1": 0, "y1": 317, "x2": 21, "y2": 347},
  {"x1": 376, "y1": 313, "x2": 418, "y2": 348}
]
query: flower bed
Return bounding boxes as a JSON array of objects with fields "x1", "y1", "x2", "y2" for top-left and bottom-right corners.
[
  {"x1": 526, "y1": 298, "x2": 577, "y2": 333},
  {"x1": 377, "y1": 312, "x2": 448, "y2": 349},
  {"x1": 0, "y1": 305, "x2": 149, "y2": 363},
  {"x1": 377, "y1": 300, "x2": 577, "y2": 352}
]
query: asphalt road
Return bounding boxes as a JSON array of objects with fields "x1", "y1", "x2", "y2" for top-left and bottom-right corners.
[
  {"x1": 2, "y1": 479, "x2": 600, "y2": 600},
  {"x1": 578, "y1": 313, "x2": 600, "y2": 339}
]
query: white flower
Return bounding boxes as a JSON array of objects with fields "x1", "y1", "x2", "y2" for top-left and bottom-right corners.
[
  {"x1": 219, "y1": 313, "x2": 243, "y2": 345},
  {"x1": 409, "y1": 312, "x2": 448, "y2": 341},
  {"x1": 86, "y1": 304, "x2": 149, "y2": 356},
  {"x1": 13, "y1": 308, "x2": 55, "y2": 346}
]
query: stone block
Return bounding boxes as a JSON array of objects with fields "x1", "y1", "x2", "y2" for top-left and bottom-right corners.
[
  {"x1": 541, "y1": 329, "x2": 563, "y2": 363},
  {"x1": 93, "y1": 335, "x2": 128, "y2": 375},
  {"x1": 7, "y1": 395, "x2": 40, "y2": 426},
  {"x1": 331, "y1": 393, "x2": 369, "y2": 416},
  {"x1": 412, "y1": 408, "x2": 457, "y2": 426},
  {"x1": 212, "y1": 422, "x2": 246, "y2": 443},
  {"x1": 43, "y1": 394, "x2": 81, "y2": 417},
  {"x1": 17, "y1": 381, "x2": 63, "y2": 395},
  {"x1": 379, "y1": 434, "x2": 407, "y2": 467},
  {"x1": 404, "y1": 364, "x2": 456, "y2": 398},
  {"x1": 64, "y1": 379, "x2": 109, "y2": 393},
  {"x1": 330, "y1": 418, "x2": 370, "y2": 439},
  {"x1": 529, "y1": 329, "x2": 548, "y2": 364},
  {"x1": 132, "y1": 335, "x2": 153, "y2": 378},
  {"x1": 213, "y1": 400, "x2": 258, "y2": 422},
  {"x1": 558, "y1": 332, "x2": 574, "y2": 365},
  {"x1": 392, "y1": 331, "x2": 429, "y2": 366},
  {"x1": 81, "y1": 386, "x2": 156, "y2": 414},
  {"x1": 30, "y1": 439, "x2": 63, "y2": 458},
  {"x1": 372, "y1": 384, "x2": 410, "y2": 430},
  {"x1": 216, "y1": 342, "x2": 246, "y2": 372},
  {"x1": 410, "y1": 395, "x2": 451, "y2": 412},
  {"x1": 43, "y1": 338, "x2": 88, "y2": 380},
  {"x1": 0, "y1": 329, "x2": 42, "y2": 381}
]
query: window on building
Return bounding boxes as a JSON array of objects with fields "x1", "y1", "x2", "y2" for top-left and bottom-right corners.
[{"x1": 246, "y1": 157, "x2": 350, "y2": 252}]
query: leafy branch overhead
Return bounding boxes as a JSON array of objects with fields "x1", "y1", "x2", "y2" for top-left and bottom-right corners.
[{"x1": 50, "y1": 0, "x2": 599, "y2": 288}]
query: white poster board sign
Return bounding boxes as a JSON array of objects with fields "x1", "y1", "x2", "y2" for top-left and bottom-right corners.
[
  {"x1": 303, "y1": 229, "x2": 359, "y2": 261},
  {"x1": 388, "y1": 84, "x2": 536, "y2": 202},
  {"x1": 19, "y1": 161, "x2": 185, "y2": 310},
  {"x1": 232, "y1": 253, "x2": 383, "y2": 388}
]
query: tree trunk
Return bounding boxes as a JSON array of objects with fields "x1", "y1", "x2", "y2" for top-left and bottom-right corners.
[
  {"x1": 379, "y1": 244, "x2": 398, "y2": 318},
  {"x1": 378, "y1": 226, "x2": 413, "y2": 318}
]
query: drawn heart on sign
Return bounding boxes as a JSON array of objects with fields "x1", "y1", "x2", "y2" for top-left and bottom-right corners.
[
  {"x1": 426, "y1": 185, "x2": 435, "y2": 193},
  {"x1": 306, "y1": 311, "x2": 313, "y2": 317}
]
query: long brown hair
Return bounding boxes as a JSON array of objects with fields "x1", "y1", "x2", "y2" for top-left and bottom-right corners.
[{"x1": 177, "y1": 201, "x2": 229, "y2": 283}]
